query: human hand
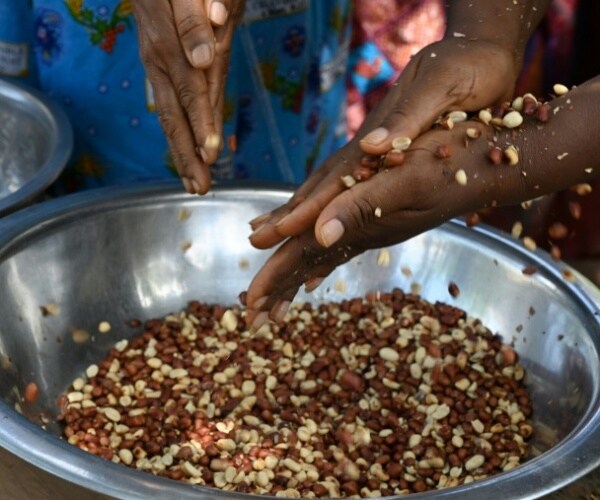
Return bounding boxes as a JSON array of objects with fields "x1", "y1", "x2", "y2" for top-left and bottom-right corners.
[
  {"x1": 244, "y1": 120, "x2": 504, "y2": 328},
  {"x1": 133, "y1": 0, "x2": 244, "y2": 194},
  {"x1": 249, "y1": 37, "x2": 518, "y2": 248},
  {"x1": 246, "y1": 74, "x2": 600, "y2": 327}
]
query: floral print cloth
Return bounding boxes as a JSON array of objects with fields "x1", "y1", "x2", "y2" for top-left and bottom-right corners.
[{"x1": 0, "y1": 0, "x2": 351, "y2": 191}]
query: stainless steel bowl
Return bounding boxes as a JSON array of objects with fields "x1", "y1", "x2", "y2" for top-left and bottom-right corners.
[
  {"x1": 0, "y1": 182, "x2": 599, "y2": 500},
  {"x1": 0, "y1": 79, "x2": 73, "y2": 217}
]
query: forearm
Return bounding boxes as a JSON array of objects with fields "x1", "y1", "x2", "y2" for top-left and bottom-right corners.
[
  {"x1": 487, "y1": 76, "x2": 600, "y2": 207},
  {"x1": 408, "y1": 76, "x2": 600, "y2": 218},
  {"x1": 445, "y1": 0, "x2": 551, "y2": 72}
]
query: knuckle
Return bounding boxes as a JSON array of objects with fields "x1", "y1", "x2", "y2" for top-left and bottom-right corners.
[
  {"x1": 176, "y1": 14, "x2": 210, "y2": 39},
  {"x1": 386, "y1": 104, "x2": 411, "y2": 126},
  {"x1": 177, "y1": 85, "x2": 197, "y2": 112},
  {"x1": 177, "y1": 79, "x2": 209, "y2": 113},
  {"x1": 348, "y1": 197, "x2": 377, "y2": 230},
  {"x1": 157, "y1": 110, "x2": 184, "y2": 142}
]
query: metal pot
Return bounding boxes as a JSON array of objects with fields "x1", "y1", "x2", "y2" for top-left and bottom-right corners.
[
  {"x1": 0, "y1": 182, "x2": 598, "y2": 499},
  {"x1": 0, "y1": 79, "x2": 73, "y2": 217}
]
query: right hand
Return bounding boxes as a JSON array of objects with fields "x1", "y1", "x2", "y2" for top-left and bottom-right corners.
[
  {"x1": 133, "y1": 0, "x2": 244, "y2": 194},
  {"x1": 249, "y1": 37, "x2": 518, "y2": 248},
  {"x1": 244, "y1": 119, "x2": 498, "y2": 328}
]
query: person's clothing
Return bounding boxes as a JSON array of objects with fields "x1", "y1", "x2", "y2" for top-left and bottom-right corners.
[
  {"x1": 0, "y1": 0, "x2": 351, "y2": 190},
  {"x1": 347, "y1": 0, "x2": 445, "y2": 135}
]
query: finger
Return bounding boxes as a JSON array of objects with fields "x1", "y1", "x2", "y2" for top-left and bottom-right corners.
[
  {"x1": 170, "y1": 66, "x2": 220, "y2": 179},
  {"x1": 246, "y1": 234, "x2": 356, "y2": 318},
  {"x1": 359, "y1": 78, "x2": 456, "y2": 157},
  {"x1": 205, "y1": 0, "x2": 230, "y2": 26},
  {"x1": 199, "y1": 2, "x2": 237, "y2": 162},
  {"x1": 207, "y1": 20, "x2": 233, "y2": 108},
  {"x1": 249, "y1": 147, "x2": 363, "y2": 249},
  {"x1": 166, "y1": 60, "x2": 221, "y2": 166},
  {"x1": 313, "y1": 169, "x2": 423, "y2": 249},
  {"x1": 138, "y1": 1, "x2": 220, "y2": 169},
  {"x1": 211, "y1": 90, "x2": 225, "y2": 154},
  {"x1": 151, "y1": 72, "x2": 212, "y2": 193},
  {"x1": 249, "y1": 178, "x2": 343, "y2": 250},
  {"x1": 172, "y1": 0, "x2": 216, "y2": 68}
]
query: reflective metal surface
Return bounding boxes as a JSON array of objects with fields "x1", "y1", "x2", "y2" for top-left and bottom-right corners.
[
  {"x1": 0, "y1": 182, "x2": 598, "y2": 500},
  {"x1": 0, "y1": 79, "x2": 73, "y2": 217}
]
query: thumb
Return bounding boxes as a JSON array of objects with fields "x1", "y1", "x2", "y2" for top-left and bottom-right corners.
[
  {"x1": 314, "y1": 173, "x2": 400, "y2": 249},
  {"x1": 172, "y1": 0, "x2": 216, "y2": 68}
]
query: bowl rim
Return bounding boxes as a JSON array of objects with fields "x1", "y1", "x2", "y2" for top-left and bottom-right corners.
[
  {"x1": 0, "y1": 181, "x2": 598, "y2": 500},
  {"x1": 0, "y1": 79, "x2": 73, "y2": 218}
]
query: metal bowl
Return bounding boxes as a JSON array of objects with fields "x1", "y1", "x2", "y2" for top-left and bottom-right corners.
[
  {"x1": 0, "y1": 182, "x2": 598, "y2": 500},
  {"x1": 0, "y1": 79, "x2": 73, "y2": 217}
]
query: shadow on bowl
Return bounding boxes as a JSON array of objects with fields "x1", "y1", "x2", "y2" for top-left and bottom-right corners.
[{"x1": 0, "y1": 182, "x2": 598, "y2": 499}]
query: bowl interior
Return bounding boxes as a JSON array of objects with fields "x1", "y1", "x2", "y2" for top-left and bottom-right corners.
[{"x1": 0, "y1": 185, "x2": 598, "y2": 498}]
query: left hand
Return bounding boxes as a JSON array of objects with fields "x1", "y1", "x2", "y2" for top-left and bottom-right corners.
[{"x1": 244, "y1": 120, "x2": 500, "y2": 328}]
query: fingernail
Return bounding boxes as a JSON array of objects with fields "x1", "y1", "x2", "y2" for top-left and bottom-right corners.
[
  {"x1": 250, "y1": 311, "x2": 269, "y2": 330},
  {"x1": 191, "y1": 43, "x2": 211, "y2": 67},
  {"x1": 274, "y1": 213, "x2": 291, "y2": 228},
  {"x1": 182, "y1": 178, "x2": 193, "y2": 193},
  {"x1": 251, "y1": 296, "x2": 268, "y2": 309},
  {"x1": 210, "y1": 1, "x2": 228, "y2": 25},
  {"x1": 272, "y1": 301, "x2": 290, "y2": 323},
  {"x1": 249, "y1": 224, "x2": 266, "y2": 240},
  {"x1": 191, "y1": 179, "x2": 201, "y2": 193},
  {"x1": 360, "y1": 127, "x2": 389, "y2": 145},
  {"x1": 199, "y1": 147, "x2": 209, "y2": 163},
  {"x1": 319, "y1": 219, "x2": 344, "y2": 247},
  {"x1": 249, "y1": 213, "x2": 270, "y2": 229},
  {"x1": 204, "y1": 133, "x2": 220, "y2": 150},
  {"x1": 304, "y1": 277, "x2": 324, "y2": 293}
]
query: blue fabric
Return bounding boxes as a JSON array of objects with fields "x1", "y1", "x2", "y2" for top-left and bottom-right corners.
[{"x1": 0, "y1": 0, "x2": 351, "y2": 192}]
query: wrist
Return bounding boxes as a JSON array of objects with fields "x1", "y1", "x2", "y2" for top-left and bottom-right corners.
[{"x1": 444, "y1": 0, "x2": 551, "y2": 74}]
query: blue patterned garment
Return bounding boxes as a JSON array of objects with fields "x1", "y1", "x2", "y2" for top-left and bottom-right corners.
[{"x1": 0, "y1": 0, "x2": 351, "y2": 191}]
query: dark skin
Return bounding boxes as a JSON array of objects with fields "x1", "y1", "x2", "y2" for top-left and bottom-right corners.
[
  {"x1": 247, "y1": 0, "x2": 552, "y2": 250},
  {"x1": 132, "y1": 0, "x2": 548, "y2": 194},
  {"x1": 133, "y1": 0, "x2": 596, "y2": 327},
  {"x1": 132, "y1": 0, "x2": 244, "y2": 194},
  {"x1": 245, "y1": 76, "x2": 600, "y2": 328}
]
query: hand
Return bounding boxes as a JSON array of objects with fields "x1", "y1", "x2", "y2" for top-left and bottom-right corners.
[
  {"x1": 133, "y1": 0, "x2": 244, "y2": 194},
  {"x1": 249, "y1": 37, "x2": 518, "y2": 247},
  {"x1": 246, "y1": 73, "x2": 600, "y2": 327},
  {"x1": 244, "y1": 120, "x2": 504, "y2": 328}
]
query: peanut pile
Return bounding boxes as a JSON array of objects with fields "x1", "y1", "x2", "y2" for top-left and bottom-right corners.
[{"x1": 58, "y1": 289, "x2": 532, "y2": 498}]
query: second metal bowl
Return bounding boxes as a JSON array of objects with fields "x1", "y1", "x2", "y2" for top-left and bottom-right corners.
[{"x1": 0, "y1": 79, "x2": 73, "y2": 217}]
